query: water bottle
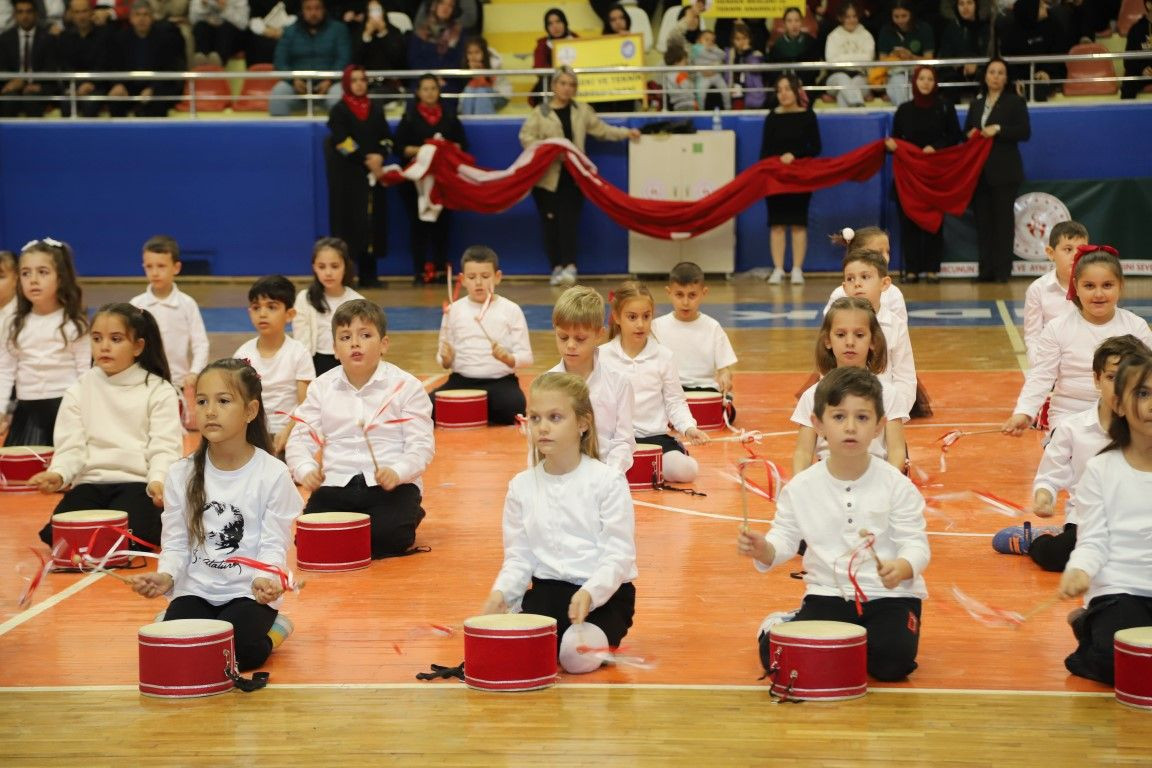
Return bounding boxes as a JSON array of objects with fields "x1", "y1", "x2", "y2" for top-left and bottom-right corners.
[{"x1": 712, "y1": 107, "x2": 722, "y2": 131}]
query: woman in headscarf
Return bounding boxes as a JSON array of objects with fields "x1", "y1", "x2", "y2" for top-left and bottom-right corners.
[
  {"x1": 530, "y1": 8, "x2": 577, "y2": 107},
  {"x1": 325, "y1": 65, "x2": 393, "y2": 288}
]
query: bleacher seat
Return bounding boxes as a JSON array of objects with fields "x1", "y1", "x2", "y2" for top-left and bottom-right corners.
[
  {"x1": 387, "y1": 11, "x2": 413, "y2": 33},
  {"x1": 1118, "y1": 0, "x2": 1145, "y2": 36},
  {"x1": 233, "y1": 64, "x2": 277, "y2": 112},
  {"x1": 655, "y1": 5, "x2": 710, "y2": 53},
  {"x1": 175, "y1": 65, "x2": 232, "y2": 113},
  {"x1": 1063, "y1": 43, "x2": 1119, "y2": 96},
  {"x1": 622, "y1": 5, "x2": 654, "y2": 51}
]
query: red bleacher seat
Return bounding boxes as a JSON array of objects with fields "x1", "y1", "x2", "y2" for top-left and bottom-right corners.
[
  {"x1": 1063, "y1": 43, "x2": 1119, "y2": 96},
  {"x1": 1118, "y1": 0, "x2": 1146, "y2": 36},
  {"x1": 233, "y1": 64, "x2": 277, "y2": 112},
  {"x1": 175, "y1": 65, "x2": 232, "y2": 112}
]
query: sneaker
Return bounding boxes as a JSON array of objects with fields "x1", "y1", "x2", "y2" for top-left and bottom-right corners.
[
  {"x1": 560, "y1": 264, "x2": 577, "y2": 286},
  {"x1": 268, "y1": 613, "x2": 294, "y2": 649},
  {"x1": 790, "y1": 268, "x2": 804, "y2": 285},
  {"x1": 549, "y1": 265, "x2": 564, "y2": 286},
  {"x1": 992, "y1": 522, "x2": 1034, "y2": 555},
  {"x1": 767, "y1": 268, "x2": 784, "y2": 285},
  {"x1": 757, "y1": 609, "x2": 798, "y2": 639}
]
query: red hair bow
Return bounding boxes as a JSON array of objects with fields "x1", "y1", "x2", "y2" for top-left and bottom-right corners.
[{"x1": 1066, "y1": 244, "x2": 1120, "y2": 300}]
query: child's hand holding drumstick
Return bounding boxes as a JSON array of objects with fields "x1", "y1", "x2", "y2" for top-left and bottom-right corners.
[
  {"x1": 482, "y1": 589, "x2": 508, "y2": 615},
  {"x1": 737, "y1": 528, "x2": 773, "y2": 564},
  {"x1": 130, "y1": 572, "x2": 174, "y2": 599},
  {"x1": 252, "y1": 576, "x2": 284, "y2": 605}
]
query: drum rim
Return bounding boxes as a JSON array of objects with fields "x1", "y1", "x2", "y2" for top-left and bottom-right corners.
[
  {"x1": 298, "y1": 511, "x2": 371, "y2": 524},
  {"x1": 684, "y1": 392, "x2": 723, "y2": 401},
  {"x1": 1113, "y1": 626, "x2": 1152, "y2": 645},
  {"x1": 464, "y1": 613, "x2": 558, "y2": 631},
  {"x1": 0, "y1": 445, "x2": 53, "y2": 456},
  {"x1": 769, "y1": 619, "x2": 868, "y2": 640},
  {"x1": 139, "y1": 618, "x2": 234, "y2": 638},
  {"x1": 51, "y1": 509, "x2": 130, "y2": 523},
  {"x1": 632, "y1": 444, "x2": 664, "y2": 453},
  {"x1": 436, "y1": 389, "x2": 489, "y2": 398}
]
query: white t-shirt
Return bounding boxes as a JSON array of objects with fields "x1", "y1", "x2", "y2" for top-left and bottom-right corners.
[
  {"x1": 792, "y1": 376, "x2": 909, "y2": 462},
  {"x1": 234, "y1": 336, "x2": 316, "y2": 434},
  {"x1": 651, "y1": 312, "x2": 738, "y2": 389}
]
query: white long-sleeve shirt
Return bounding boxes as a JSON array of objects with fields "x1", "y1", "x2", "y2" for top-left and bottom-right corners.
[
  {"x1": 756, "y1": 458, "x2": 930, "y2": 601},
  {"x1": 1023, "y1": 271, "x2": 1074, "y2": 366},
  {"x1": 824, "y1": 24, "x2": 875, "y2": 71},
  {"x1": 0, "y1": 309, "x2": 89, "y2": 412},
  {"x1": 292, "y1": 287, "x2": 365, "y2": 356},
  {"x1": 791, "y1": 376, "x2": 908, "y2": 462},
  {"x1": 436, "y1": 295, "x2": 532, "y2": 378},
  {"x1": 1013, "y1": 308, "x2": 1152, "y2": 429},
  {"x1": 825, "y1": 284, "x2": 908, "y2": 325},
  {"x1": 1066, "y1": 450, "x2": 1152, "y2": 604},
  {"x1": 158, "y1": 449, "x2": 302, "y2": 609},
  {"x1": 1031, "y1": 402, "x2": 1108, "y2": 526},
  {"x1": 650, "y1": 312, "x2": 738, "y2": 389},
  {"x1": 599, "y1": 337, "x2": 697, "y2": 439},
  {"x1": 130, "y1": 285, "x2": 209, "y2": 384},
  {"x1": 234, "y1": 336, "x2": 316, "y2": 435},
  {"x1": 285, "y1": 361, "x2": 434, "y2": 490},
  {"x1": 492, "y1": 455, "x2": 637, "y2": 611},
  {"x1": 877, "y1": 305, "x2": 917, "y2": 418},
  {"x1": 549, "y1": 350, "x2": 636, "y2": 474},
  {"x1": 49, "y1": 364, "x2": 182, "y2": 487}
]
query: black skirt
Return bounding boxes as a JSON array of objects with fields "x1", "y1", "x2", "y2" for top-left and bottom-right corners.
[
  {"x1": 5, "y1": 398, "x2": 63, "y2": 447},
  {"x1": 765, "y1": 193, "x2": 812, "y2": 227}
]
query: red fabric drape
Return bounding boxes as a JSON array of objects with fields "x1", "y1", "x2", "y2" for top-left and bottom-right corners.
[{"x1": 379, "y1": 134, "x2": 993, "y2": 239}]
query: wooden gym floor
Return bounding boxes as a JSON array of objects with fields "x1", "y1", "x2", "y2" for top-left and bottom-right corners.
[{"x1": 2, "y1": 276, "x2": 1150, "y2": 765}]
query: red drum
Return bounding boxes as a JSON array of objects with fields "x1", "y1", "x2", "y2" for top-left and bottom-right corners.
[
  {"x1": 51, "y1": 510, "x2": 131, "y2": 569},
  {"x1": 138, "y1": 619, "x2": 236, "y2": 698},
  {"x1": 624, "y1": 444, "x2": 663, "y2": 491},
  {"x1": 1114, "y1": 626, "x2": 1152, "y2": 710},
  {"x1": 295, "y1": 512, "x2": 372, "y2": 572},
  {"x1": 766, "y1": 620, "x2": 868, "y2": 701},
  {"x1": 685, "y1": 392, "x2": 725, "y2": 431},
  {"x1": 463, "y1": 613, "x2": 558, "y2": 692},
  {"x1": 435, "y1": 389, "x2": 488, "y2": 429},
  {"x1": 0, "y1": 445, "x2": 53, "y2": 492}
]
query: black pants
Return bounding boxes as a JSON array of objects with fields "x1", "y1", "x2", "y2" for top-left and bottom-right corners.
[
  {"x1": 1029, "y1": 523, "x2": 1077, "y2": 573},
  {"x1": 637, "y1": 433, "x2": 687, "y2": 456},
  {"x1": 192, "y1": 21, "x2": 246, "y2": 61},
  {"x1": 532, "y1": 171, "x2": 584, "y2": 270},
  {"x1": 899, "y1": 205, "x2": 943, "y2": 275},
  {"x1": 312, "y1": 353, "x2": 339, "y2": 376},
  {"x1": 5, "y1": 397, "x2": 62, "y2": 447},
  {"x1": 972, "y1": 179, "x2": 1020, "y2": 282},
  {"x1": 521, "y1": 577, "x2": 636, "y2": 649},
  {"x1": 37, "y1": 482, "x2": 162, "y2": 551},
  {"x1": 163, "y1": 595, "x2": 278, "y2": 672},
  {"x1": 1065, "y1": 593, "x2": 1152, "y2": 685},
  {"x1": 302, "y1": 476, "x2": 425, "y2": 558},
  {"x1": 432, "y1": 373, "x2": 525, "y2": 425},
  {"x1": 760, "y1": 595, "x2": 922, "y2": 682},
  {"x1": 400, "y1": 184, "x2": 451, "y2": 277},
  {"x1": 684, "y1": 385, "x2": 737, "y2": 425}
]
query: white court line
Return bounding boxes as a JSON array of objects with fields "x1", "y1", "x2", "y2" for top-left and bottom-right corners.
[
  {"x1": 996, "y1": 299, "x2": 1030, "y2": 373},
  {"x1": 0, "y1": 572, "x2": 105, "y2": 638}
]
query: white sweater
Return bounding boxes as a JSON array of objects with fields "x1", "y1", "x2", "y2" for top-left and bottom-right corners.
[
  {"x1": 49, "y1": 364, "x2": 182, "y2": 487},
  {"x1": 824, "y1": 25, "x2": 875, "y2": 72}
]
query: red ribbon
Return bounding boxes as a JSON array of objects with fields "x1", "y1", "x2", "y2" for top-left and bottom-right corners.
[
  {"x1": 846, "y1": 533, "x2": 878, "y2": 616},
  {"x1": 224, "y1": 556, "x2": 295, "y2": 592}
]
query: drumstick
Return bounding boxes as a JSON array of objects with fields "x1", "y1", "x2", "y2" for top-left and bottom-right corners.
[
  {"x1": 359, "y1": 422, "x2": 381, "y2": 473},
  {"x1": 1017, "y1": 591, "x2": 1064, "y2": 624},
  {"x1": 81, "y1": 559, "x2": 133, "y2": 584},
  {"x1": 475, "y1": 317, "x2": 496, "y2": 344},
  {"x1": 737, "y1": 458, "x2": 757, "y2": 532}
]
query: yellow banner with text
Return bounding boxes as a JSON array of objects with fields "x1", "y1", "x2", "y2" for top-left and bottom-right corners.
[{"x1": 551, "y1": 34, "x2": 645, "y2": 103}]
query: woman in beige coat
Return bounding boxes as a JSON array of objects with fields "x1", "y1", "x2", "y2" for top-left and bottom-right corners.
[{"x1": 519, "y1": 66, "x2": 639, "y2": 286}]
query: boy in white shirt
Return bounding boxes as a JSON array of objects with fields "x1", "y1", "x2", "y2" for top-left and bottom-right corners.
[
  {"x1": 234, "y1": 275, "x2": 316, "y2": 455},
  {"x1": 1023, "y1": 220, "x2": 1088, "y2": 366},
  {"x1": 434, "y1": 246, "x2": 533, "y2": 425},
  {"x1": 739, "y1": 366, "x2": 930, "y2": 681},
  {"x1": 548, "y1": 285, "x2": 636, "y2": 474},
  {"x1": 651, "y1": 261, "x2": 738, "y2": 425},
  {"x1": 285, "y1": 300, "x2": 434, "y2": 558}
]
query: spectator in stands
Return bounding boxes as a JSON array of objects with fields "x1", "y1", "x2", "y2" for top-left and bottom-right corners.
[
  {"x1": 459, "y1": 35, "x2": 510, "y2": 115},
  {"x1": 767, "y1": 6, "x2": 819, "y2": 91},
  {"x1": 594, "y1": 0, "x2": 656, "y2": 29},
  {"x1": 190, "y1": 0, "x2": 249, "y2": 67},
  {"x1": 692, "y1": 28, "x2": 730, "y2": 110},
  {"x1": 246, "y1": 0, "x2": 298, "y2": 66},
  {"x1": 714, "y1": 16, "x2": 769, "y2": 52},
  {"x1": 413, "y1": 0, "x2": 478, "y2": 37},
  {"x1": 1121, "y1": 0, "x2": 1152, "y2": 100},
  {"x1": 153, "y1": 0, "x2": 195, "y2": 66},
  {"x1": 963, "y1": 57, "x2": 1030, "y2": 283},
  {"x1": 0, "y1": 0, "x2": 59, "y2": 117},
  {"x1": 823, "y1": 0, "x2": 874, "y2": 106},
  {"x1": 727, "y1": 21, "x2": 767, "y2": 109},
  {"x1": 327, "y1": 65, "x2": 392, "y2": 288},
  {"x1": 593, "y1": 4, "x2": 638, "y2": 113},
  {"x1": 107, "y1": 0, "x2": 185, "y2": 117},
  {"x1": 354, "y1": 1, "x2": 406, "y2": 101},
  {"x1": 937, "y1": 0, "x2": 990, "y2": 103},
  {"x1": 876, "y1": 0, "x2": 935, "y2": 105},
  {"x1": 674, "y1": 3, "x2": 703, "y2": 45},
  {"x1": 407, "y1": 0, "x2": 462, "y2": 93},
  {"x1": 662, "y1": 42, "x2": 696, "y2": 110},
  {"x1": 998, "y1": 0, "x2": 1068, "y2": 102},
  {"x1": 269, "y1": 0, "x2": 350, "y2": 116},
  {"x1": 531, "y1": 7, "x2": 575, "y2": 107},
  {"x1": 519, "y1": 66, "x2": 640, "y2": 286},
  {"x1": 1, "y1": 0, "x2": 65, "y2": 32},
  {"x1": 93, "y1": 0, "x2": 131, "y2": 27},
  {"x1": 59, "y1": 0, "x2": 112, "y2": 117},
  {"x1": 394, "y1": 73, "x2": 467, "y2": 284}
]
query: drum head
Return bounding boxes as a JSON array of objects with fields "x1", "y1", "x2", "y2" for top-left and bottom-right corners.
[
  {"x1": 685, "y1": 392, "x2": 721, "y2": 402},
  {"x1": 464, "y1": 613, "x2": 557, "y2": 631},
  {"x1": 0, "y1": 445, "x2": 53, "y2": 457},
  {"x1": 1115, "y1": 626, "x2": 1152, "y2": 647},
  {"x1": 437, "y1": 389, "x2": 487, "y2": 399},
  {"x1": 634, "y1": 443, "x2": 663, "y2": 454},
  {"x1": 52, "y1": 509, "x2": 129, "y2": 523},
  {"x1": 770, "y1": 620, "x2": 866, "y2": 640},
  {"x1": 139, "y1": 618, "x2": 234, "y2": 638},
  {"x1": 300, "y1": 512, "x2": 370, "y2": 524}
]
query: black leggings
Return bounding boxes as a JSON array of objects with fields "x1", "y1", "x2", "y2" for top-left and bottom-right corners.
[
  {"x1": 1029, "y1": 523, "x2": 1077, "y2": 573},
  {"x1": 531, "y1": 171, "x2": 584, "y2": 270},
  {"x1": 38, "y1": 482, "x2": 162, "y2": 551},
  {"x1": 163, "y1": 595, "x2": 278, "y2": 672},
  {"x1": 1065, "y1": 592, "x2": 1152, "y2": 685},
  {"x1": 521, "y1": 578, "x2": 636, "y2": 649}
]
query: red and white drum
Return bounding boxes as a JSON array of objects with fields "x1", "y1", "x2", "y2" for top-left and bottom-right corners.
[
  {"x1": 296, "y1": 512, "x2": 372, "y2": 572},
  {"x1": 0, "y1": 445, "x2": 53, "y2": 492},
  {"x1": 463, "y1": 613, "x2": 558, "y2": 692},
  {"x1": 766, "y1": 620, "x2": 868, "y2": 701},
  {"x1": 434, "y1": 389, "x2": 488, "y2": 429},
  {"x1": 138, "y1": 619, "x2": 236, "y2": 698},
  {"x1": 1114, "y1": 626, "x2": 1152, "y2": 710},
  {"x1": 51, "y1": 510, "x2": 131, "y2": 569},
  {"x1": 686, "y1": 392, "x2": 725, "y2": 431},
  {"x1": 624, "y1": 443, "x2": 663, "y2": 491}
]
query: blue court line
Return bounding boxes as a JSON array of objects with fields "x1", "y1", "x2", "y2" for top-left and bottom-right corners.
[{"x1": 200, "y1": 301, "x2": 1152, "y2": 333}]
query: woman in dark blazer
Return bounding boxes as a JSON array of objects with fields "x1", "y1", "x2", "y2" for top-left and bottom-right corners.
[{"x1": 963, "y1": 57, "x2": 1030, "y2": 283}]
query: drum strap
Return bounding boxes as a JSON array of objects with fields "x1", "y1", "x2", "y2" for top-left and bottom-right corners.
[
  {"x1": 415, "y1": 662, "x2": 465, "y2": 682},
  {"x1": 225, "y1": 667, "x2": 271, "y2": 693},
  {"x1": 378, "y1": 545, "x2": 432, "y2": 559},
  {"x1": 653, "y1": 483, "x2": 706, "y2": 497}
]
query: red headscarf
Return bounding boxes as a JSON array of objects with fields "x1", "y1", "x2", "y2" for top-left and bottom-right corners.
[
  {"x1": 341, "y1": 65, "x2": 371, "y2": 122},
  {"x1": 1066, "y1": 244, "x2": 1120, "y2": 300},
  {"x1": 911, "y1": 65, "x2": 938, "y2": 109}
]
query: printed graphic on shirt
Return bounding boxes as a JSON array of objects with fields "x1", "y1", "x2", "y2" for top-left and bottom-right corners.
[{"x1": 191, "y1": 500, "x2": 246, "y2": 573}]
